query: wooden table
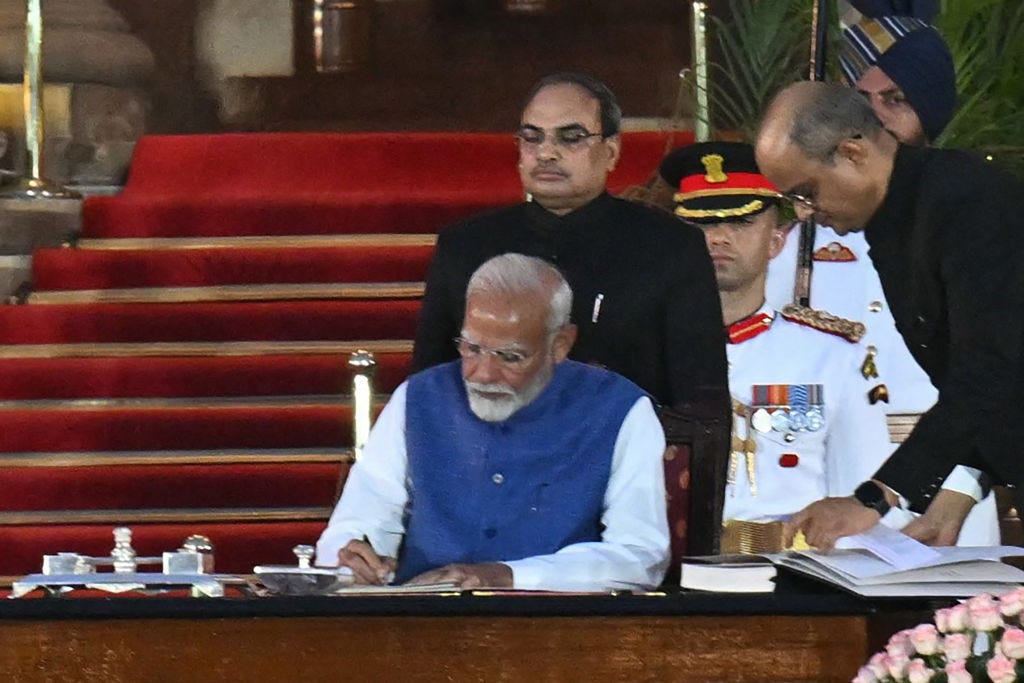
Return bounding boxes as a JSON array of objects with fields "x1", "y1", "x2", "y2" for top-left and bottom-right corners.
[{"x1": 0, "y1": 578, "x2": 936, "y2": 682}]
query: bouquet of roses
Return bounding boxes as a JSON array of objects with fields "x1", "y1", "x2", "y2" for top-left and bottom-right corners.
[{"x1": 854, "y1": 588, "x2": 1024, "y2": 683}]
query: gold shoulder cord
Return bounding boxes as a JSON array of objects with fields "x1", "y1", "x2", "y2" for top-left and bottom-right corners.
[{"x1": 780, "y1": 304, "x2": 866, "y2": 343}]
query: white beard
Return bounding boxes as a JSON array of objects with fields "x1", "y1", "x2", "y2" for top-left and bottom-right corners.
[
  {"x1": 464, "y1": 363, "x2": 553, "y2": 422},
  {"x1": 466, "y1": 382, "x2": 521, "y2": 422}
]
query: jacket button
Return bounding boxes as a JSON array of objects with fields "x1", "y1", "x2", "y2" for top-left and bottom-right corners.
[
  {"x1": 869, "y1": 301, "x2": 883, "y2": 312},
  {"x1": 492, "y1": 473, "x2": 505, "y2": 485}
]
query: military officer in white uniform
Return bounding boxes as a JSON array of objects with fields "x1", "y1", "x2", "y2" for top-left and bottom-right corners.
[
  {"x1": 660, "y1": 141, "x2": 997, "y2": 544},
  {"x1": 723, "y1": 301, "x2": 890, "y2": 523}
]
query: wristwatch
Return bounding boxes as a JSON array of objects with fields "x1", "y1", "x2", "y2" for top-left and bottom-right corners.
[{"x1": 853, "y1": 481, "x2": 891, "y2": 517}]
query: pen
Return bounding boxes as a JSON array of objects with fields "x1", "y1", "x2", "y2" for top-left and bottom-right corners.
[
  {"x1": 591, "y1": 293, "x2": 604, "y2": 323},
  {"x1": 361, "y1": 534, "x2": 395, "y2": 584}
]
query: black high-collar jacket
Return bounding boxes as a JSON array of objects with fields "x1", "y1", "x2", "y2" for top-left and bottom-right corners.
[
  {"x1": 412, "y1": 192, "x2": 729, "y2": 414},
  {"x1": 866, "y1": 144, "x2": 1024, "y2": 511}
]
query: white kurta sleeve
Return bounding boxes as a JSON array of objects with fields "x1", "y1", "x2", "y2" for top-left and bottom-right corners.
[
  {"x1": 315, "y1": 382, "x2": 410, "y2": 566},
  {"x1": 502, "y1": 396, "x2": 671, "y2": 591}
]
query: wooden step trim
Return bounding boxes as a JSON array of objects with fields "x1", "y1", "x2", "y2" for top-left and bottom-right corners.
[
  {"x1": 0, "y1": 340, "x2": 414, "y2": 359},
  {"x1": 0, "y1": 395, "x2": 344, "y2": 411},
  {"x1": 75, "y1": 234, "x2": 437, "y2": 250},
  {"x1": 26, "y1": 282, "x2": 425, "y2": 305},
  {"x1": 0, "y1": 393, "x2": 391, "y2": 412},
  {"x1": 0, "y1": 448, "x2": 355, "y2": 468},
  {"x1": 0, "y1": 507, "x2": 333, "y2": 526}
]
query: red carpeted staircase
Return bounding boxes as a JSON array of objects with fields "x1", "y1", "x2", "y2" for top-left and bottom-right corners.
[{"x1": 0, "y1": 130, "x2": 686, "y2": 578}]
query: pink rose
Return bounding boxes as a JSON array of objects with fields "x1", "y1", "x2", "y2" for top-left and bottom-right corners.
[
  {"x1": 936, "y1": 607, "x2": 953, "y2": 633},
  {"x1": 1002, "y1": 627, "x2": 1024, "y2": 659},
  {"x1": 910, "y1": 623, "x2": 940, "y2": 655},
  {"x1": 943, "y1": 632, "x2": 973, "y2": 662},
  {"x1": 1002, "y1": 588, "x2": 1024, "y2": 619},
  {"x1": 968, "y1": 593, "x2": 1005, "y2": 632},
  {"x1": 907, "y1": 658, "x2": 936, "y2": 683},
  {"x1": 945, "y1": 660, "x2": 972, "y2": 683},
  {"x1": 867, "y1": 652, "x2": 889, "y2": 679},
  {"x1": 852, "y1": 666, "x2": 878, "y2": 683},
  {"x1": 887, "y1": 629, "x2": 915, "y2": 659},
  {"x1": 887, "y1": 653, "x2": 910, "y2": 680},
  {"x1": 987, "y1": 653, "x2": 1018, "y2": 683},
  {"x1": 946, "y1": 604, "x2": 969, "y2": 632}
]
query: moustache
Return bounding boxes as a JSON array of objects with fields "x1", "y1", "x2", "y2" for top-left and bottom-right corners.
[
  {"x1": 530, "y1": 163, "x2": 568, "y2": 178},
  {"x1": 465, "y1": 381, "x2": 516, "y2": 398}
]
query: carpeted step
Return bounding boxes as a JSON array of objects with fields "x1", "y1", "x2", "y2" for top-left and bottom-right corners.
[
  {"x1": 80, "y1": 131, "x2": 687, "y2": 239},
  {"x1": 0, "y1": 461, "x2": 347, "y2": 512},
  {"x1": 76, "y1": 234, "x2": 437, "y2": 251},
  {"x1": 0, "y1": 404, "x2": 365, "y2": 453},
  {"x1": 0, "y1": 353, "x2": 411, "y2": 400},
  {"x1": 0, "y1": 519, "x2": 329, "y2": 575},
  {"x1": 0, "y1": 300, "x2": 420, "y2": 345},
  {"x1": 0, "y1": 447, "x2": 351, "y2": 467},
  {"x1": 25, "y1": 283, "x2": 425, "y2": 305},
  {"x1": 0, "y1": 340, "x2": 413, "y2": 360},
  {"x1": 31, "y1": 243, "x2": 435, "y2": 291},
  {"x1": 82, "y1": 197, "x2": 506, "y2": 239}
]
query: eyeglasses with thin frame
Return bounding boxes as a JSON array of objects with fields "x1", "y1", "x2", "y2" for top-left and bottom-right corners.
[
  {"x1": 782, "y1": 190, "x2": 819, "y2": 212},
  {"x1": 453, "y1": 336, "x2": 536, "y2": 370},
  {"x1": 515, "y1": 124, "x2": 603, "y2": 151}
]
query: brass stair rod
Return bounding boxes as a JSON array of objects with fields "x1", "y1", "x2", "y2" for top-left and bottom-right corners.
[
  {"x1": 348, "y1": 350, "x2": 377, "y2": 462},
  {"x1": 0, "y1": 0, "x2": 77, "y2": 199},
  {"x1": 690, "y1": 1, "x2": 709, "y2": 143}
]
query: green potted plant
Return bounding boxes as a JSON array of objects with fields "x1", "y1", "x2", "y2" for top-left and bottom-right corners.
[{"x1": 935, "y1": 0, "x2": 1024, "y2": 176}]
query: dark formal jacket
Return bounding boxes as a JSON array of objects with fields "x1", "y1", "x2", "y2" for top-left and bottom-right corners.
[
  {"x1": 412, "y1": 192, "x2": 729, "y2": 411},
  {"x1": 867, "y1": 145, "x2": 1024, "y2": 511}
]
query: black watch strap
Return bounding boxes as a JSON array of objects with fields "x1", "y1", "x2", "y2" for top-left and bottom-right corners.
[{"x1": 853, "y1": 481, "x2": 891, "y2": 517}]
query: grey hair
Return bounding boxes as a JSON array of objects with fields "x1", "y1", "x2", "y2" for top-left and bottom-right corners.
[
  {"x1": 787, "y1": 82, "x2": 885, "y2": 163},
  {"x1": 466, "y1": 253, "x2": 573, "y2": 333}
]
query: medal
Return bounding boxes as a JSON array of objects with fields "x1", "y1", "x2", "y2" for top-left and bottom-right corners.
[
  {"x1": 770, "y1": 409, "x2": 790, "y2": 432},
  {"x1": 805, "y1": 407, "x2": 824, "y2": 432},
  {"x1": 751, "y1": 408, "x2": 772, "y2": 433}
]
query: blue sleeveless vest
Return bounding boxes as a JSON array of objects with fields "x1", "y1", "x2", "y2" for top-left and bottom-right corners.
[{"x1": 397, "y1": 359, "x2": 644, "y2": 583}]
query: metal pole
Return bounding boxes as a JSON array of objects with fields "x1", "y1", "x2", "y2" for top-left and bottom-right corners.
[
  {"x1": 691, "y1": 2, "x2": 709, "y2": 142},
  {"x1": 348, "y1": 350, "x2": 377, "y2": 462},
  {"x1": 793, "y1": 0, "x2": 829, "y2": 306},
  {"x1": 0, "y1": 0, "x2": 77, "y2": 199}
]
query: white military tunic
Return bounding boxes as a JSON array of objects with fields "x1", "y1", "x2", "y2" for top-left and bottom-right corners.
[
  {"x1": 766, "y1": 225, "x2": 936, "y2": 413},
  {"x1": 724, "y1": 304, "x2": 891, "y2": 522},
  {"x1": 765, "y1": 226, "x2": 999, "y2": 545}
]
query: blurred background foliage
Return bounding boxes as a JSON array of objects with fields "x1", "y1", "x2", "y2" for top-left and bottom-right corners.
[{"x1": 700, "y1": 0, "x2": 1022, "y2": 175}]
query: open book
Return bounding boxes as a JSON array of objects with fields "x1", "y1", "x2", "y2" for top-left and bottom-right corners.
[
  {"x1": 680, "y1": 526, "x2": 1024, "y2": 597},
  {"x1": 769, "y1": 525, "x2": 1024, "y2": 598}
]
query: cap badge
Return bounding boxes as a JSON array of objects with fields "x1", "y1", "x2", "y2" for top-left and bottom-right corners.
[{"x1": 701, "y1": 154, "x2": 728, "y2": 183}]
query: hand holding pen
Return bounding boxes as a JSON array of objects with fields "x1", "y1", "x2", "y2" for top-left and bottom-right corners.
[{"x1": 336, "y1": 535, "x2": 397, "y2": 585}]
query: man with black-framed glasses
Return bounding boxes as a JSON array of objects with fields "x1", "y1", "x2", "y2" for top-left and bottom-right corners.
[
  {"x1": 413, "y1": 71, "x2": 728, "y2": 414},
  {"x1": 318, "y1": 254, "x2": 670, "y2": 591}
]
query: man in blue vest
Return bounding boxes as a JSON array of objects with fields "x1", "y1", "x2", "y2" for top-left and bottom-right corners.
[{"x1": 316, "y1": 253, "x2": 670, "y2": 590}]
